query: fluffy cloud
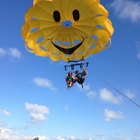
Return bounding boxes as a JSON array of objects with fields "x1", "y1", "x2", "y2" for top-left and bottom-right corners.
[
  {"x1": 0, "y1": 110, "x2": 11, "y2": 116},
  {"x1": 137, "y1": 53, "x2": 140, "y2": 60},
  {"x1": 104, "y1": 109, "x2": 125, "y2": 121},
  {"x1": 136, "y1": 42, "x2": 140, "y2": 60},
  {"x1": 55, "y1": 136, "x2": 93, "y2": 140},
  {"x1": 8, "y1": 48, "x2": 22, "y2": 58},
  {"x1": 77, "y1": 83, "x2": 90, "y2": 91},
  {"x1": 95, "y1": 133, "x2": 103, "y2": 137},
  {"x1": 86, "y1": 91, "x2": 97, "y2": 99},
  {"x1": 0, "y1": 47, "x2": 22, "y2": 58},
  {"x1": 131, "y1": 129, "x2": 139, "y2": 135},
  {"x1": 110, "y1": 0, "x2": 140, "y2": 23},
  {"x1": 25, "y1": 136, "x2": 49, "y2": 140},
  {"x1": 0, "y1": 48, "x2": 6, "y2": 56},
  {"x1": 124, "y1": 89, "x2": 135, "y2": 99},
  {"x1": 100, "y1": 88, "x2": 122, "y2": 104},
  {"x1": 0, "y1": 122, "x2": 7, "y2": 127},
  {"x1": 77, "y1": 83, "x2": 97, "y2": 100},
  {"x1": 2, "y1": 110, "x2": 11, "y2": 116},
  {"x1": 25, "y1": 102, "x2": 50, "y2": 123},
  {"x1": 33, "y1": 77, "x2": 57, "y2": 91},
  {"x1": 24, "y1": 136, "x2": 93, "y2": 140},
  {"x1": 0, "y1": 129, "x2": 24, "y2": 140}
]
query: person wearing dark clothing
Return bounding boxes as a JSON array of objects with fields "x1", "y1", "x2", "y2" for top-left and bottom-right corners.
[{"x1": 75, "y1": 68, "x2": 88, "y2": 88}]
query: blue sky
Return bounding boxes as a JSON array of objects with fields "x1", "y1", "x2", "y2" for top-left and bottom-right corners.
[{"x1": 0, "y1": 0, "x2": 140, "y2": 140}]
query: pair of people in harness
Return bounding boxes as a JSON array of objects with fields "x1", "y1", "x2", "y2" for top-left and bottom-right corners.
[{"x1": 66, "y1": 68, "x2": 88, "y2": 89}]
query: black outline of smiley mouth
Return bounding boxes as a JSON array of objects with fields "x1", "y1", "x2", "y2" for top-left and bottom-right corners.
[{"x1": 49, "y1": 36, "x2": 86, "y2": 55}]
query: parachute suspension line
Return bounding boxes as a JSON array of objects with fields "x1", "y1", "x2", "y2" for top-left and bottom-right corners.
[{"x1": 88, "y1": 69, "x2": 140, "y2": 108}]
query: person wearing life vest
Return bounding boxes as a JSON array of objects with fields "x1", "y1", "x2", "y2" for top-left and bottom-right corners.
[
  {"x1": 75, "y1": 68, "x2": 88, "y2": 88},
  {"x1": 66, "y1": 71, "x2": 75, "y2": 89}
]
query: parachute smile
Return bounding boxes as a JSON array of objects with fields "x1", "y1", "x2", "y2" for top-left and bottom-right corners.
[{"x1": 50, "y1": 36, "x2": 86, "y2": 55}]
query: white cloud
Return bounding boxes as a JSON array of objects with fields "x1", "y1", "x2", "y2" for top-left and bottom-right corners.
[
  {"x1": 137, "y1": 53, "x2": 140, "y2": 60},
  {"x1": 0, "y1": 129, "x2": 24, "y2": 140},
  {"x1": 66, "y1": 136, "x2": 75, "y2": 140},
  {"x1": 0, "y1": 110, "x2": 11, "y2": 116},
  {"x1": 65, "y1": 105, "x2": 69, "y2": 110},
  {"x1": 100, "y1": 88, "x2": 122, "y2": 104},
  {"x1": 25, "y1": 136, "x2": 49, "y2": 140},
  {"x1": 0, "y1": 47, "x2": 22, "y2": 59},
  {"x1": 33, "y1": 77, "x2": 57, "y2": 91},
  {"x1": 136, "y1": 41, "x2": 140, "y2": 60},
  {"x1": 2, "y1": 110, "x2": 11, "y2": 116},
  {"x1": 77, "y1": 83, "x2": 97, "y2": 100},
  {"x1": 56, "y1": 136, "x2": 65, "y2": 140},
  {"x1": 83, "y1": 84, "x2": 90, "y2": 90},
  {"x1": 30, "y1": 113, "x2": 47, "y2": 123},
  {"x1": 124, "y1": 89, "x2": 135, "y2": 99},
  {"x1": 104, "y1": 109, "x2": 125, "y2": 121},
  {"x1": 77, "y1": 83, "x2": 90, "y2": 91},
  {"x1": 0, "y1": 122, "x2": 7, "y2": 127},
  {"x1": 8, "y1": 48, "x2": 22, "y2": 58},
  {"x1": 55, "y1": 136, "x2": 93, "y2": 140},
  {"x1": 95, "y1": 133, "x2": 103, "y2": 137},
  {"x1": 131, "y1": 129, "x2": 139, "y2": 135},
  {"x1": 25, "y1": 102, "x2": 50, "y2": 123},
  {"x1": 0, "y1": 48, "x2": 6, "y2": 56},
  {"x1": 110, "y1": 0, "x2": 140, "y2": 23},
  {"x1": 86, "y1": 91, "x2": 97, "y2": 99}
]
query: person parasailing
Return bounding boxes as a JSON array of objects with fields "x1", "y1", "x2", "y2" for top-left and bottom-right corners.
[
  {"x1": 74, "y1": 68, "x2": 88, "y2": 88},
  {"x1": 66, "y1": 71, "x2": 76, "y2": 89}
]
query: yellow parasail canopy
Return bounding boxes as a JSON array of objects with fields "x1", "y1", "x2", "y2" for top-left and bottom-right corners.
[{"x1": 22, "y1": 0, "x2": 114, "y2": 62}]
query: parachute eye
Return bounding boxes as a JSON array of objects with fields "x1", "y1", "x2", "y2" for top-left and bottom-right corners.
[
  {"x1": 73, "y1": 9, "x2": 80, "y2": 21},
  {"x1": 53, "y1": 10, "x2": 61, "y2": 22}
]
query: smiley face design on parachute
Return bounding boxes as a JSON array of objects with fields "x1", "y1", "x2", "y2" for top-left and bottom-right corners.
[
  {"x1": 22, "y1": 0, "x2": 114, "y2": 62},
  {"x1": 49, "y1": 9, "x2": 86, "y2": 55}
]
